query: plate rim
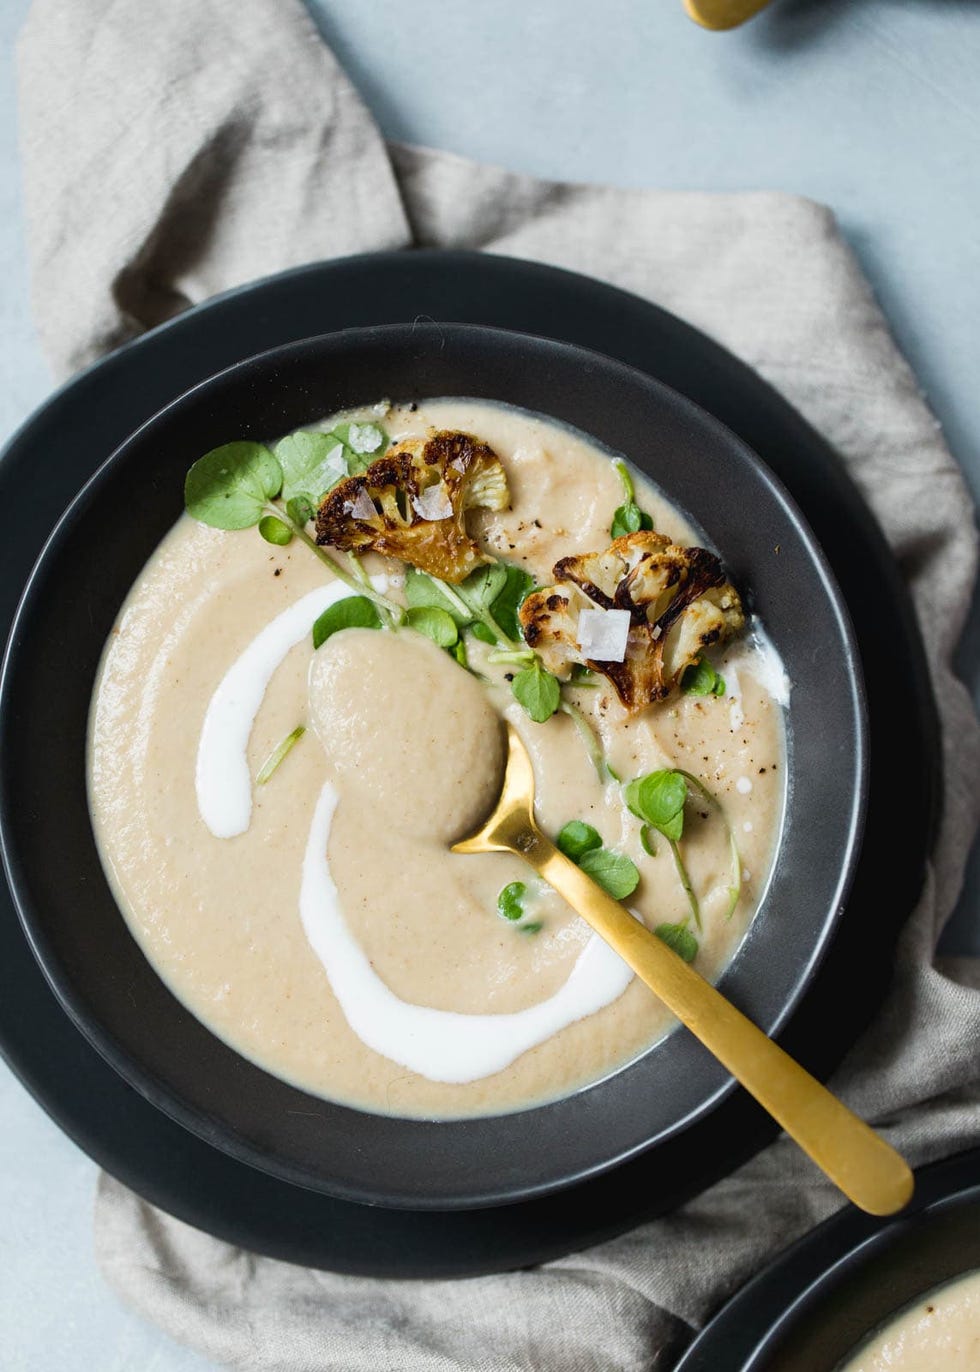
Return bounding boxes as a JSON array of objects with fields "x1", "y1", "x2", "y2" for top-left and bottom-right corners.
[{"x1": 0, "y1": 249, "x2": 940, "y2": 1276}]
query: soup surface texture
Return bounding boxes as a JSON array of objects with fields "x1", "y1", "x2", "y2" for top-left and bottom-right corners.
[
  {"x1": 839, "y1": 1268, "x2": 980, "y2": 1371},
  {"x1": 89, "y1": 399, "x2": 787, "y2": 1117}
]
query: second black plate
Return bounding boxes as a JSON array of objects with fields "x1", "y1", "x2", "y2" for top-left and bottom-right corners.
[
  {"x1": 0, "y1": 251, "x2": 939, "y2": 1277},
  {"x1": 677, "y1": 1148, "x2": 980, "y2": 1371}
]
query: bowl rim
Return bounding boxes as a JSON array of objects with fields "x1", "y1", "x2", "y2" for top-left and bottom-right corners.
[{"x1": 0, "y1": 321, "x2": 868, "y2": 1209}]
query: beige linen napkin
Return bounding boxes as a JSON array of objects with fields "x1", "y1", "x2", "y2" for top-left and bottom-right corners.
[{"x1": 17, "y1": 2, "x2": 980, "y2": 1368}]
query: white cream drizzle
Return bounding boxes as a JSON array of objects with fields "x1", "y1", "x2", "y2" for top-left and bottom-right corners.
[
  {"x1": 720, "y1": 618, "x2": 791, "y2": 733},
  {"x1": 195, "y1": 583, "x2": 634, "y2": 1084},
  {"x1": 195, "y1": 583, "x2": 350, "y2": 837},
  {"x1": 300, "y1": 783, "x2": 633, "y2": 1083}
]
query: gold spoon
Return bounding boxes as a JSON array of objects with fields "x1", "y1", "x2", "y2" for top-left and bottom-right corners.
[
  {"x1": 453, "y1": 723, "x2": 913, "y2": 1216},
  {"x1": 684, "y1": 0, "x2": 774, "y2": 29}
]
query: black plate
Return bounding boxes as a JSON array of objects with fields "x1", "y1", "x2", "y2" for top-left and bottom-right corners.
[
  {"x1": 0, "y1": 324, "x2": 865, "y2": 1209},
  {"x1": 0, "y1": 252, "x2": 939, "y2": 1275},
  {"x1": 677, "y1": 1148, "x2": 980, "y2": 1371}
]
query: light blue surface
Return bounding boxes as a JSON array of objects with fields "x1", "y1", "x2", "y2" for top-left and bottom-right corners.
[{"x1": 1, "y1": 2, "x2": 978, "y2": 1368}]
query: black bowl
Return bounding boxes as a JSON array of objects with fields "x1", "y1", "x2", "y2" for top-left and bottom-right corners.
[
  {"x1": 0, "y1": 324, "x2": 866, "y2": 1209},
  {"x1": 677, "y1": 1148, "x2": 980, "y2": 1371}
]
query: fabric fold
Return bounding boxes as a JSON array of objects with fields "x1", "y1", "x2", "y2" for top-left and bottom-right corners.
[{"x1": 17, "y1": 0, "x2": 410, "y2": 372}]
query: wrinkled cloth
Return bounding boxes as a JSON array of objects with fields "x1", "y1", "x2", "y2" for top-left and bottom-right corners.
[{"x1": 17, "y1": 1, "x2": 980, "y2": 1368}]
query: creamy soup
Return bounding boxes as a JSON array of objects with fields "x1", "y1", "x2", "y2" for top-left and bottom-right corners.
[
  {"x1": 88, "y1": 399, "x2": 787, "y2": 1118},
  {"x1": 839, "y1": 1268, "x2": 980, "y2": 1371}
]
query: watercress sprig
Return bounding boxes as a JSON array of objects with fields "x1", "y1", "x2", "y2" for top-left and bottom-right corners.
[
  {"x1": 184, "y1": 433, "x2": 406, "y2": 625},
  {"x1": 610, "y1": 459, "x2": 653, "y2": 539},
  {"x1": 406, "y1": 564, "x2": 567, "y2": 723},
  {"x1": 676, "y1": 768, "x2": 742, "y2": 918},
  {"x1": 624, "y1": 767, "x2": 741, "y2": 926},
  {"x1": 512, "y1": 659, "x2": 561, "y2": 723},
  {"x1": 185, "y1": 442, "x2": 284, "y2": 530},
  {"x1": 186, "y1": 421, "x2": 389, "y2": 540},
  {"x1": 311, "y1": 595, "x2": 382, "y2": 649},
  {"x1": 275, "y1": 421, "x2": 388, "y2": 511},
  {"x1": 681, "y1": 658, "x2": 726, "y2": 697},
  {"x1": 624, "y1": 768, "x2": 700, "y2": 927},
  {"x1": 555, "y1": 820, "x2": 602, "y2": 861},
  {"x1": 405, "y1": 564, "x2": 531, "y2": 648},
  {"x1": 655, "y1": 921, "x2": 698, "y2": 962},
  {"x1": 404, "y1": 605, "x2": 459, "y2": 648},
  {"x1": 557, "y1": 821, "x2": 639, "y2": 900}
]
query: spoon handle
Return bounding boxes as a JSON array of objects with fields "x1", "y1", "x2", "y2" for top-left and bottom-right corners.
[{"x1": 523, "y1": 829, "x2": 913, "y2": 1216}]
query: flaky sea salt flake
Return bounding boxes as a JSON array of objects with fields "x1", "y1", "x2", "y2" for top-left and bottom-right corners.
[{"x1": 577, "y1": 607, "x2": 631, "y2": 663}]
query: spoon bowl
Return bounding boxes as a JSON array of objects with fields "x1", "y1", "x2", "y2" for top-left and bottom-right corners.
[{"x1": 455, "y1": 724, "x2": 913, "y2": 1217}]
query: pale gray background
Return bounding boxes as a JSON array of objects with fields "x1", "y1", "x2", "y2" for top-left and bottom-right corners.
[{"x1": 2, "y1": 1, "x2": 979, "y2": 1367}]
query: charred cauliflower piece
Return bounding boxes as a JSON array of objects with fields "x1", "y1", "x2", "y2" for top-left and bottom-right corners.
[
  {"x1": 520, "y1": 531, "x2": 744, "y2": 710},
  {"x1": 315, "y1": 430, "x2": 510, "y2": 583}
]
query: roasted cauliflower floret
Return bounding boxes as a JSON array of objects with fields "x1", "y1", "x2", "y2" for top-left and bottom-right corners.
[
  {"x1": 516, "y1": 589, "x2": 581, "y2": 677},
  {"x1": 520, "y1": 531, "x2": 744, "y2": 711},
  {"x1": 315, "y1": 430, "x2": 510, "y2": 583}
]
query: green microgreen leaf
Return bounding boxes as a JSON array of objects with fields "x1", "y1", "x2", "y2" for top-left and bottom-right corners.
[
  {"x1": 456, "y1": 564, "x2": 508, "y2": 620},
  {"x1": 512, "y1": 660, "x2": 561, "y2": 722},
  {"x1": 405, "y1": 563, "x2": 533, "y2": 648},
  {"x1": 487, "y1": 647, "x2": 536, "y2": 667},
  {"x1": 184, "y1": 442, "x2": 283, "y2": 530},
  {"x1": 460, "y1": 563, "x2": 508, "y2": 607},
  {"x1": 640, "y1": 824, "x2": 657, "y2": 857},
  {"x1": 258, "y1": 514, "x2": 293, "y2": 546},
  {"x1": 626, "y1": 767, "x2": 740, "y2": 931},
  {"x1": 311, "y1": 595, "x2": 382, "y2": 649},
  {"x1": 497, "y1": 881, "x2": 526, "y2": 921},
  {"x1": 277, "y1": 420, "x2": 389, "y2": 494},
  {"x1": 568, "y1": 664, "x2": 598, "y2": 687},
  {"x1": 610, "y1": 458, "x2": 653, "y2": 539},
  {"x1": 497, "y1": 881, "x2": 542, "y2": 932},
  {"x1": 255, "y1": 726, "x2": 306, "y2": 785},
  {"x1": 274, "y1": 431, "x2": 348, "y2": 504},
  {"x1": 323, "y1": 420, "x2": 390, "y2": 476},
  {"x1": 578, "y1": 847, "x2": 640, "y2": 900},
  {"x1": 405, "y1": 605, "x2": 459, "y2": 648},
  {"x1": 557, "y1": 820, "x2": 603, "y2": 862},
  {"x1": 484, "y1": 566, "x2": 534, "y2": 642},
  {"x1": 654, "y1": 922, "x2": 698, "y2": 962},
  {"x1": 450, "y1": 638, "x2": 469, "y2": 669},
  {"x1": 286, "y1": 494, "x2": 315, "y2": 526},
  {"x1": 681, "y1": 658, "x2": 726, "y2": 697},
  {"x1": 332, "y1": 420, "x2": 389, "y2": 465},
  {"x1": 623, "y1": 769, "x2": 688, "y2": 842},
  {"x1": 611, "y1": 501, "x2": 654, "y2": 539},
  {"x1": 405, "y1": 567, "x2": 474, "y2": 627}
]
